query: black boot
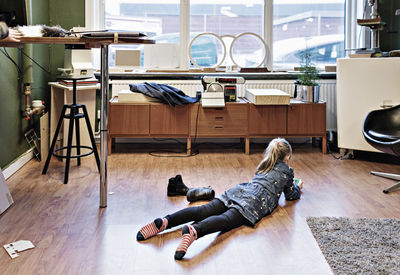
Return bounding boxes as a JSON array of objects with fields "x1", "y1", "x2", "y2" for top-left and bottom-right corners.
[
  {"x1": 167, "y1": 175, "x2": 189, "y2": 196},
  {"x1": 186, "y1": 186, "x2": 215, "y2": 202}
]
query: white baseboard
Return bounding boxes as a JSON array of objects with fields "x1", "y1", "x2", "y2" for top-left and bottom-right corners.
[{"x1": 2, "y1": 149, "x2": 35, "y2": 180}]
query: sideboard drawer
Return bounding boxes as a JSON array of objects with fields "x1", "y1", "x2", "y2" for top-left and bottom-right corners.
[{"x1": 190, "y1": 103, "x2": 248, "y2": 136}]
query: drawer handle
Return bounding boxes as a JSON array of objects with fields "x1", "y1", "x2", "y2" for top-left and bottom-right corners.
[
  {"x1": 215, "y1": 116, "x2": 224, "y2": 121},
  {"x1": 214, "y1": 125, "x2": 224, "y2": 129}
]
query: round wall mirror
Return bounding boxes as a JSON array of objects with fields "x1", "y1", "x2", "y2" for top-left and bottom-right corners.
[
  {"x1": 230, "y1": 32, "x2": 267, "y2": 68},
  {"x1": 189, "y1": 33, "x2": 226, "y2": 68}
]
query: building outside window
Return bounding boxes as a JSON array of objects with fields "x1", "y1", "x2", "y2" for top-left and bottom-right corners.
[
  {"x1": 273, "y1": 0, "x2": 345, "y2": 70},
  {"x1": 103, "y1": 0, "x2": 345, "y2": 70}
]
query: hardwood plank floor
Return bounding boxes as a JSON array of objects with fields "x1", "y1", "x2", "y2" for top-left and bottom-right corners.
[{"x1": 1, "y1": 142, "x2": 399, "y2": 275}]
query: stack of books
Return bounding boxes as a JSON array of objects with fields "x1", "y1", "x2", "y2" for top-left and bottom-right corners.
[{"x1": 58, "y1": 77, "x2": 99, "y2": 87}]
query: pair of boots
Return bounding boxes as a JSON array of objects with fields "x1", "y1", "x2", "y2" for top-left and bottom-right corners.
[{"x1": 167, "y1": 174, "x2": 215, "y2": 202}]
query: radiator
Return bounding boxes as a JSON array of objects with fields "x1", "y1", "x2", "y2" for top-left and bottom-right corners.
[{"x1": 111, "y1": 79, "x2": 337, "y2": 131}]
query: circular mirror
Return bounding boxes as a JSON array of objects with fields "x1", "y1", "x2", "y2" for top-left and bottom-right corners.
[
  {"x1": 230, "y1": 32, "x2": 267, "y2": 68},
  {"x1": 189, "y1": 33, "x2": 226, "y2": 68}
]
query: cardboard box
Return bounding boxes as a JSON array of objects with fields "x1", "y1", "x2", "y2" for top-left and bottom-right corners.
[
  {"x1": 245, "y1": 89, "x2": 290, "y2": 105},
  {"x1": 118, "y1": 90, "x2": 161, "y2": 103},
  {"x1": 0, "y1": 168, "x2": 13, "y2": 215},
  {"x1": 325, "y1": 65, "x2": 337, "y2": 72},
  {"x1": 115, "y1": 49, "x2": 140, "y2": 67}
]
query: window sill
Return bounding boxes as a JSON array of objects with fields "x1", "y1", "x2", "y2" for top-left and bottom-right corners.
[{"x1": 95, "y1": 70, "x2": 336, "y2": 81}]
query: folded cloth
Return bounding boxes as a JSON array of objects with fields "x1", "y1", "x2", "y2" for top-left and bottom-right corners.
[{"x1": 129, "y1": 82, "x2": 200, "y2": 106}]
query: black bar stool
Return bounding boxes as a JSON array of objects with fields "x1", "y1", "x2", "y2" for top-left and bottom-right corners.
[{"x1": 42, "y1": 75, "x2": 100, "y2": 184}]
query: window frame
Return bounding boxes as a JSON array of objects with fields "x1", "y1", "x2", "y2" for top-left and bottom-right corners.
[{"x1": 86, "y1": 0, "x2": 360, "y2": 71}]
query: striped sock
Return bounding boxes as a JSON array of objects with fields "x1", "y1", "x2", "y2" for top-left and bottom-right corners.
[
  {"x1": 136, "y1": 218, "x2": 168, "y2": 241},
  {"x1": 174, "y1": 224, "x2": 197, "y2": 260}
]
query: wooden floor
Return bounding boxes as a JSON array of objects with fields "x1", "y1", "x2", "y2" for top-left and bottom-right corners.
[{"x1": 1, "y1": 142, "x2": 400, "y2": 275}]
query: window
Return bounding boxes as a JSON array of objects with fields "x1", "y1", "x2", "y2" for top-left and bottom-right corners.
[
  {"x1": 190, "y1": 1, "x2": 264, "y2": 67},
  {"x1": 190, "y1": 1, "x2": 263, "y2": 36},
  {"x1": 104, "y1": 0, "x2": 180, "y2": 67},
  {"x1": 273, "y1": 0, "x2": 345, "y2": 70},
  {"x1": 100, "y1": 0, "x2": 345, "y2": 70}
]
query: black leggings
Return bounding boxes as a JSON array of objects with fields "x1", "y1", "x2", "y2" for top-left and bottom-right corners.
[{"x1": 165, "y1": 199, "x2": 247, "y2": 238}]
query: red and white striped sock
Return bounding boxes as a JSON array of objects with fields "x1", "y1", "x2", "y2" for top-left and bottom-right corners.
[
  {"x1": 174, "y1": 224, "x2": 197, "y2": 260},
  {"x1": 136, "y1": 218, "x2": 168, "y2": 241}
]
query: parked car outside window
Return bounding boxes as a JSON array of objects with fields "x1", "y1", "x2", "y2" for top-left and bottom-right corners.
[{"x1": 273, "y1": 34, "x2": 345, "y2": 70}]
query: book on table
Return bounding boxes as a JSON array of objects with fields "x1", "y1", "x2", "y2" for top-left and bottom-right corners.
[{"x1": 58, "y1": 77, "x2": 99, "y2": 86}]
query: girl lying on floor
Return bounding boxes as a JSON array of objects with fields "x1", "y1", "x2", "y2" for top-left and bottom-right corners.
[{"x1": 136, "y1": 137, "x2": 302, "y2": 260}]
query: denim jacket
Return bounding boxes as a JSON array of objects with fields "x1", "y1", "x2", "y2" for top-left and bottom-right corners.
[
  {"x1": 129, "y1": 82, "x2": 200, "y2": 106},
  {"x1": 218, "y1": 160, "x2": 301, "y2": 225}
]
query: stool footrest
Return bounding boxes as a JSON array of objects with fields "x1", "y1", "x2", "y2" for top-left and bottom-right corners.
[
  {"x1": 64, "y1": 113, "x2": 85, "y2": 119},
  {"x1": 53, "y1": 145, "x2": 95, "y2": 159}
]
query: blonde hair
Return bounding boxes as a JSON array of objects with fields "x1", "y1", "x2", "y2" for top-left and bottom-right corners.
[{"x1": 256, "y1": 138, "x2": 292, "y2": 174}]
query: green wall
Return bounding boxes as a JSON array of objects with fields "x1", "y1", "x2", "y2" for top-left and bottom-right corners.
[
  {"x1": 49, "y1": 0, "x2": 85, "y2": 76},
  {"x1": 0, "y1": 0, "x2": 50, "y2": 168},
  {"x1": 0, "y1": 0, "x2": 84, "y2": 169},
  {"x1": 0, "y1": 47, "x2": 28, "y2": 168}
]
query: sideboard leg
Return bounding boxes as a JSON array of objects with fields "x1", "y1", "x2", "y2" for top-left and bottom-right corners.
[
  {"x1": 187, "y1": 136, "x2": 191, "y2": 156},
  {"x1": 322, "y1": 135, "x2": 327, "y2": 154},
  {"x1": 245, "y1": 137, "x2": 250, "y2": 155},
  {"x1": 108, "y1": 136, "x2": 112, "y2": 155}
]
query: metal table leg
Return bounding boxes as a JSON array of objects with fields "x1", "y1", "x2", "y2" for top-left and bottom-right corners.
[{"x1": 100, "y1": 45, "x2": 109, "y2": 208}]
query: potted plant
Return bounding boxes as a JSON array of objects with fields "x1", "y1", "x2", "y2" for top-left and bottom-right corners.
[{"x1": 297, "y1": 50, "x2": 320, "y2": 102}]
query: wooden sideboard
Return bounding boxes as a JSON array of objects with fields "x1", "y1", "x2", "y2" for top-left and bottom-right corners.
[{"x1": 108, "y1": 97, "x2": 326, "y2": 154}]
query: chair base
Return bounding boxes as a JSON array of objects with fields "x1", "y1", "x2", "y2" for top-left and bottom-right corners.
[
  {"x1": 42, "y1": 103, "x2": 100, "y2": 184},
  {"x1": 371, "y1": 171, "x2": 400, "y2": 193}
]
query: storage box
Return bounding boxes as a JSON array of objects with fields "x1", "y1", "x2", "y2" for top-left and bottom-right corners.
[
  {"x1": 0, "y1": 168, "x2": 13, "y2": 215},
  {"x1": 118, "y1": 90, "x2": 161, "y2": 103},
  {"x1": 245, "y1": 89, "x2": 290, "y2": 105},
  {"x1": 115, "y1": 49, "x2": 140, "y2": 67}
]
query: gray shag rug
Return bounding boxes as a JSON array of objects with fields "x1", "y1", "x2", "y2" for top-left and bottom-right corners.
[{"x1": 306, "y1": 217, "x2": 400, "y2": 275}]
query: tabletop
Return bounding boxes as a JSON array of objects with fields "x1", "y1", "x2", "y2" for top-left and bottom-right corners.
[{"x1": 0, "y1": 35, "x2": 155, "y2": 48}]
